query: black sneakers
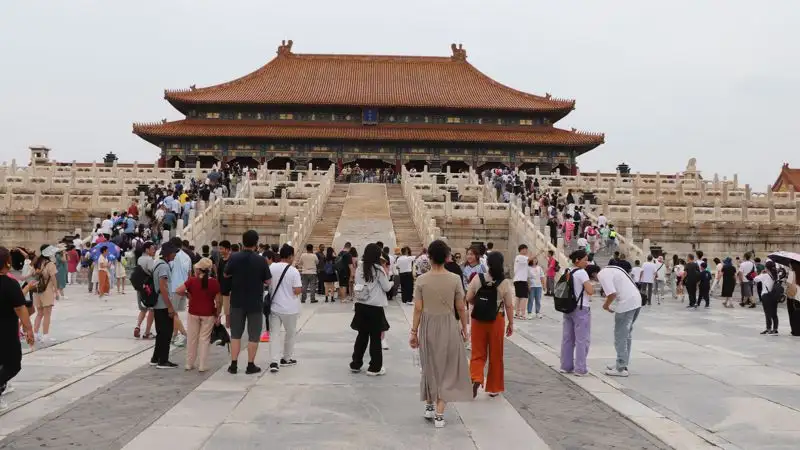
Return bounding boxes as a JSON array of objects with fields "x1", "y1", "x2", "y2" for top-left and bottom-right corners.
[
  {"x1": 280, "y1": 358, "x2": 297, "y2": 367},
  {"x1": 228, "y1": 362, "x2": 238, "y2": 374},
  {"x1": 246, "y1": 363, "x2": 261, "y2": 375},
  {"x1": 156, "y1": 361, "x2": 178, "y2": 369},
  {"x1": 269, "y1": 362, "x2": 280, "y2": 373}
]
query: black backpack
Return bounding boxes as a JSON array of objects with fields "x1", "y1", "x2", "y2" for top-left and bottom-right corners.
[
  {"x1": 762, "y1": 275, "x2": 785, "y2": 304},
  {"x1": 471, "y1": 274, "x2": 503, "y2": 322},
  {"x1": 554, "y1": 268, "x2": 585, "y2": 314},
  {"x1": 129, "y1": 261, "x2": 164, "y2": 308}
]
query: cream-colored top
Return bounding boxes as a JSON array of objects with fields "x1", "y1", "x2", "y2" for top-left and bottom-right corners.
[
  {"x1": 413, "y1": 271, "x2": 464, "y2": 315},
  {"x1": 297, "y1": 252, "x2": 319, "y2": 275}
]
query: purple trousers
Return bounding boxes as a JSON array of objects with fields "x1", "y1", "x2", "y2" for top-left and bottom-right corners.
[{"x1": 560, "y1": 307, "x2": 591, "y2": 374}]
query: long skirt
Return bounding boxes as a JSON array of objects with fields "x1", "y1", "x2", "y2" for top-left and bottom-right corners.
[
  {"x1": 419, "y1": 312, "x2": 472, "y2": 403},
  {"x1": 98, "y1": 271, "x2": 111, "y2": 295}
]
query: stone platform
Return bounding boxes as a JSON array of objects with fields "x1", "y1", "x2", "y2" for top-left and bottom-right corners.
[{"x1": 3, "y1": 282, "x2": 797, "y2": 449}]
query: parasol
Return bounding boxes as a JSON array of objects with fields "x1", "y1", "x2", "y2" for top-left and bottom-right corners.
[
  {"x1": 90, "y1": 242, "x2": 120, "y2": 262},
  {"x1": 767, "y1": 251, "x2": 800, "y2": 268}
]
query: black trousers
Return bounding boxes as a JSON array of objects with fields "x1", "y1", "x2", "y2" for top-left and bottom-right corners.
[
  {"x1": 699, "y1": 285, "x2": 710, "y2": 307},
  {"x1": 152, "y1": 308, "x2": 175, "y2": 364},
  {"x1": 787, "y1": 299, "x2": 800, "y2": 336},
  {"x1": 317, "y1": 274, "x2": 325, "y2": 294},
  {"x1": 550, "y1": 234, "x2": 558, "y2": 247},
  {"x1": 350, "y1": 329, "x2": 383, "y2": 372},
  {"x1": 0, "y1": 334, "x2": 22, "y2": 394},
  {"x1": 399, "y1": 272, "x2": 414, "y2": 303},
  {"x1": 762, "y1": 297, "x2": 779, "y2": 331},
  {"x1": 686, "y1": 282, "x2": 698, "y2": 306}
]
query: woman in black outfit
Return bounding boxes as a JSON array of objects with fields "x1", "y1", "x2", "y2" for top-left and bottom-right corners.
[{"x1": 322, "y1": 247, "x2": 338, "y2": 302}]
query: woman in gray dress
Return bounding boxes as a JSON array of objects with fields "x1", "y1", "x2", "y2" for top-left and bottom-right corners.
[{"x1": 409, "y1": 240, "x2": 471, "y2": 428}]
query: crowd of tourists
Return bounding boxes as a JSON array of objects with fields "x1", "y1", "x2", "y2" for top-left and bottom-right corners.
[{"x1": 336, "y1": 164, "x2": 398, "y2": 184}]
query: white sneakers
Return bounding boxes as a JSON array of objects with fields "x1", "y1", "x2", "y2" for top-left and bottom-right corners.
[
  {"x1": 605, "y1": 368, "x2": 629, "y2": 377},
  {"x1": 381, "y1": 339, "x2": 389, "y2": 350},
  {"x1": 365, "y1": 367, "x2": 387, "y2": 377},
  {"x1": 173, "y1": 334, "x2": 187, "y2": 347},
  {"x1": 605, "y1": 365, "x2": 630, "y2": 377}
]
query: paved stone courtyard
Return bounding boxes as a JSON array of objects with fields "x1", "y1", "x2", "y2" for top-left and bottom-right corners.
[{"x1": 2, "y1": 284, "x2": 798, "y2": 449}]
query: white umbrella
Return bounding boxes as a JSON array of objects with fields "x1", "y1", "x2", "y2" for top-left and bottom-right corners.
[{"x1": 767, "y1": 251, "x2": 800, "y2": 268}]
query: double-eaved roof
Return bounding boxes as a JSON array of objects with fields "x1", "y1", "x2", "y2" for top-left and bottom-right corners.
[{"x1": 134, "y1": 41, "x2": 603, "y2": 150}]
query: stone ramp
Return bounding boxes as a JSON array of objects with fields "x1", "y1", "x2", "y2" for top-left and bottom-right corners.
[
  {"x1": 332, "y1": 183, "x2": 396, "y2": 253},
  {"x1": 305, "y1": 183, "x2": 349, "y2": 248},
  {"x1": 387, "y1": 184, "x2": 423, "y2": 254}
]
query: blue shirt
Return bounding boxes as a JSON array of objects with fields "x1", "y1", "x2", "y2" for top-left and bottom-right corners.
[
  {"x1": 169, "y1": 250, "x2": 192, "y2": 293},
  {"x1": 124, "y1": 218, "x2": 136, "y2": 233}
]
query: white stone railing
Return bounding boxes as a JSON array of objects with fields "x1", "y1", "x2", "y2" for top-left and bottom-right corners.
[
  {"x1": 582, "y1": 206, "x2": 648, "y2": 263},
  {"x1": 507, "y1": 202, "x2": 570, "y2": 270},
  {"x1": 279, "y1": 168, "x2": 336, "y2": 250},
  {"x1": 401, "y1": 166, "x2": 441, "y2": 245},
  {"x1": 181, "y1": 196, "x2": 222, "y2": 246}
]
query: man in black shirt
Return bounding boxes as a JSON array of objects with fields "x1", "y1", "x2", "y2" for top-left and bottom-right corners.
[
  {"x1": 683, "y1": 254, "x2": 702, "y2": 308},
  {"x1": 225, "y1": 230, "x2": 271, "y2": 375},
  {"x1": 1, "y1": 247, "x2": 35, "y2": 407}
]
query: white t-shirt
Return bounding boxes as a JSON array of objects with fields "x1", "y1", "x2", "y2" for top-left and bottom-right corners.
[
  {"x1": 754, "y1": 273, "x2": 775, "y2": 293},
  {"x1": 528, "y1": 266, "x2": 544, "y2": 287},
  {"x1": 655, "y1": 262, "x2": 667, "y2": 281},
  {"x1": 674, "y1": 264, "x2": 684, "y2": 276},
  {"x1": 640, "y1": 262, "x2": 658, "y2": 283},
  {"x1": 101, "y1": 219, "x2": 113, "y2": 231},
  {"x1": 631, "y1": 267, "x2": 643, "y2": 282},
  {"x1": 597, "y1": 215, "x2": 608, "y2": 227},
  {"x1": 571, "y1": 268, "x2": 591, "y2": 307},
  {"x1": 513, "y1": 255, "x2": 529, "y2": 282},
  {"x1": 739, "y1": 261, "x2": 756, "y2": 281},
  {"x1": 269, "y1": 262, "x2": 303, "y2": 315},
  {"x1": 597, "y1": 267, "x2": 642, "y2": 314},
  {"x1": 395, "y1": 255, "x2": 413, "y2": 273}
]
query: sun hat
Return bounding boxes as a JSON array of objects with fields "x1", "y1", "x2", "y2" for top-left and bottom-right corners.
[
  {"x1": 41, "y1": 245, "x2": 59, "y2": 258},
  {"x1": 194, "y1": 257, "x2": 213, "y2": 271}
]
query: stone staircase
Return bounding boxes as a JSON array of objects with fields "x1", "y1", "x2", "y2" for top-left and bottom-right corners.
[
  {"x1": 387, "y1": 185, "x2": 424, "y2": 254},
  {"x1": 305, "y1": 184, "x2": 349, "y2": 248}
]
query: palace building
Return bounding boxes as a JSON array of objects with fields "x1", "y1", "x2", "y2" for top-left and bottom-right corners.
[{"x1": 133, "y1": 41, "x2": 604, "y2": 172}]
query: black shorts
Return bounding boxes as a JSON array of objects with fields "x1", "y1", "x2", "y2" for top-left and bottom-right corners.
[
  {"x1": 514, "y1": 281, "x2": 529, "y2": 298},
  {"x1": 337, "y1": 271, "x2": 350, "y2": 286}
]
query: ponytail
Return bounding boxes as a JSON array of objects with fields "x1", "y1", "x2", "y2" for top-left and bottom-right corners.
[{"x1": 201, "y1": 269, "x2": 209, "y2": 289}]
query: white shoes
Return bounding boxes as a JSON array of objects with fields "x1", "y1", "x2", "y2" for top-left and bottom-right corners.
[
  {"x1": 0, "y1": 398, "x2": 8, "y2": 411},
  {"x1": 173, "y1": 334, "x2": 187, "y2": 347},
  {"x1": 605, "y1": 368, "x2": 629, "y2": 377},
  {"x1": 424, "y1": 405, "x2": 435, "y2": 419},
  {"x1": 381, "y1": 339, "x2": 389, "y2": 350},
  {"x1": 536, "y1": 313, "x2": 543, "y2": 319},
  {"x1": 1, "y1": 384, "x2": 14, "y2": 396},
  {"x1": 42, "y1": 335, "x2": 56, "y2": 344},
  {"x1": 366, "y1": 367, "x2": 387, "y2": 376},
  {"x1": 434, "y1": 416, "x2": 446, "y2": 428}
]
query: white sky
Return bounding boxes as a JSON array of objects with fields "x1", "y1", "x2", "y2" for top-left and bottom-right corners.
[{"x1": 1, "y1": 0, "x2": 797, "y2": 189}]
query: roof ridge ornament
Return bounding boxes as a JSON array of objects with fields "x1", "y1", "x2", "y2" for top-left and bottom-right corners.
[
  {"x1": 277, "y1": 39, "x2": 294, "y2": 57},
  {"x1": 450, "y1": 43, "x2": 467, "y2": 61}
]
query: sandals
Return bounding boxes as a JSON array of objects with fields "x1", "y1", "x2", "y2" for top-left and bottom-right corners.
[{"x1": 134, "y1": 327, "x2": 141, "y2": 338}]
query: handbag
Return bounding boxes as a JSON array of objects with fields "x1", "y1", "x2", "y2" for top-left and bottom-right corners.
[
  {"x1": 263, "y1": 265, "x2": 291, "y2": 318},
  {"x1": 210, "y1": 323, "x2": 231, "y2": 351}
]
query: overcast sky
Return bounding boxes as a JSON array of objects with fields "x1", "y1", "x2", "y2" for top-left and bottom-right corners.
[{"x1": 1, "y1": 0, "x2": 797, "y2": 188}]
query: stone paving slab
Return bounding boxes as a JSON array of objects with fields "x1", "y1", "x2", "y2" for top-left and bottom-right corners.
[{"x1": 518, "y1": 294, "x2": 800, "y2": 449}]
